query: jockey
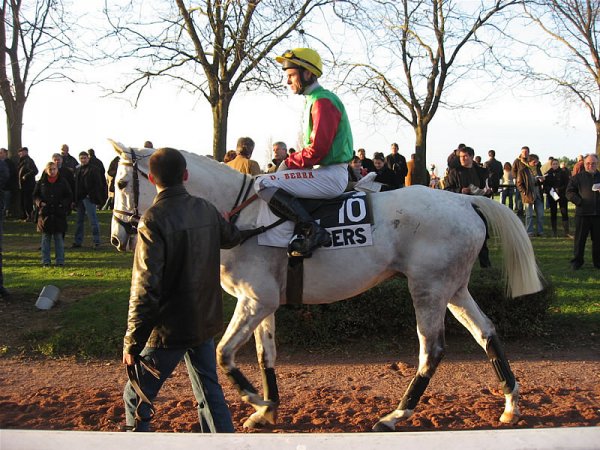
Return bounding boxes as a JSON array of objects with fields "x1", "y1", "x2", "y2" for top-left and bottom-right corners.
[{"x1": 254, "y1": 48, "x2": 354, "y2": 257}]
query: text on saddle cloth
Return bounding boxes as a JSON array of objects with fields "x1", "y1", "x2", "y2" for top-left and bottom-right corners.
[{"x1": 257, "y1": 191, "x2": 374, "y2": 249}]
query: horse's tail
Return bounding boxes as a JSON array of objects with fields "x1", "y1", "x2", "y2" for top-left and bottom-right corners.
[{"x1": 469, "y1": 196, "x2": 543, "y2": 298}]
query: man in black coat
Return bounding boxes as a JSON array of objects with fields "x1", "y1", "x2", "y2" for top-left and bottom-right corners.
[
  {"x1": 385, "y1": 143, "x2": 408, "y2": 188},
  {"x1": 484, "y1": 149, "x2": 503, "y2": 196},
  {"x1": 73, "y1": 152, "x2": 105, "y2": 248},
  {"x1": 566, "y1": 153, "x2": 600, "y2": 270},
  {"x1": 0, "y1": 156, "x2": 9, "y2": 298},
  {"x1": 17, "y1": 147, "x2": 38, "y2": 221},
  {"x1": 444, "y1": 146, "x2": 492, "y2": 268},
  {"x1": 122, "y1": 147, "x2": 241, "y2": 432}
]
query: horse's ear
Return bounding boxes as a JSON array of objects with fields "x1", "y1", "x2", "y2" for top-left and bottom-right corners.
[{"x1": 108, "y1": 139, "x2": 126, "y2": 157}]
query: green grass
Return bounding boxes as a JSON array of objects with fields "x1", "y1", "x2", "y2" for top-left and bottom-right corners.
[{"x1": 0, "y1": 204, "x2": 598, "y2": 358}]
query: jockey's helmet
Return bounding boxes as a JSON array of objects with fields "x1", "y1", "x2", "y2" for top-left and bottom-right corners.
[{"x1": 276, "y1": 48, "x2": 323, "y2": 78}]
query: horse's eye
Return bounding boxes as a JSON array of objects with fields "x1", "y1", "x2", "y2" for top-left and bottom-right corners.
[{"x1": 117, "y1": 179, "x2": 128, "y2": 190}]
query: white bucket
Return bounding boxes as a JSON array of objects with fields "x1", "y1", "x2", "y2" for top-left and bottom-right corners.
[{"x1": 35, "y1": 285, "x2": 60, "y2": 310}]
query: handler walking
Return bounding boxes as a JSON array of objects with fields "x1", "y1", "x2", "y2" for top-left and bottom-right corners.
[
  {"x1": 254, "y1": 47, "x2": 354, "y2": 257},
  {"x1": 122, "y1": 147, "x2": 241, "y2": 432}
]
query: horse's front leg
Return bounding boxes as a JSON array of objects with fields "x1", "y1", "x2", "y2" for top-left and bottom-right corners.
[
  {"x1": 216, "y1": 297, "x2": 278, "y2": 424},
  {"x1": 243, "y1": 313, "x2": 279, "y2": 429}
]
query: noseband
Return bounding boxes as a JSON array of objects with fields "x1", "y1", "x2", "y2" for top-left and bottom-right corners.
[{"x1": 113, "y1": 149, "x2": 149, "y2": 235}]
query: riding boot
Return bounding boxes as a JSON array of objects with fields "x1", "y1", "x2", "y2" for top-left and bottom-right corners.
[
  {"x1": 551, "y1": 217, "x2": 558, "y2": 238},
  {"x1": 267, "y1": 189, "x2": 331, "y2": 258}
]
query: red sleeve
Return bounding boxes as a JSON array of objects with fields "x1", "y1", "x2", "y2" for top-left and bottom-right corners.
[{"x1": 286, "y1": 98, "x2": 341, "y2": 169}]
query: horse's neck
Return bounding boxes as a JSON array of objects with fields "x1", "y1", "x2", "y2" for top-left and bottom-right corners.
[{"x1": 185, "y1": 157, "x2": 255, "y2": 213}]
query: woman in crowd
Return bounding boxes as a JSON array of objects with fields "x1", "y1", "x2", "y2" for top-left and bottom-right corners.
[
  {"x1": 33, "y1": 162, "x2": 72, "y2": 267},
  {"x1": 501, "y1": 161, "x2": 515, "y2": 210},
  {"x1": 544, "y1": 158, "x2": 571, "y2": 237}
]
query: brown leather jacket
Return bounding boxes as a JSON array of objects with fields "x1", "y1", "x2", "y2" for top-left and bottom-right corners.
[{"x1": 123, "y1": 185, "x2": 241, "y2": 356}]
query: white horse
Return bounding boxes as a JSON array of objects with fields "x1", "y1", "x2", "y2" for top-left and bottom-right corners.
[{"x1": 109, "y1": 141, "x2": 543, "y2": 431}]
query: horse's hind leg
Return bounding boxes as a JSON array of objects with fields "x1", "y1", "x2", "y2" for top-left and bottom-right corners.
[
  {"x1": 447, "y1": 287, "x2": 520, "y2": 424},
  {"x1": 243, "y1": 313, "x2": 280, "y2": 429},
  {"x1": 216, "y1": 297, "x2": 278, "y2": 422},
  {"x1": 373, "y1": 289, "x2": 447, "y2": 432}
]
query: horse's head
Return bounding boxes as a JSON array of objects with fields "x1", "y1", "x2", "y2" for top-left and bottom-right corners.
[{"x1": 109, "y1": 139, "x2": 155, "y2": 252}]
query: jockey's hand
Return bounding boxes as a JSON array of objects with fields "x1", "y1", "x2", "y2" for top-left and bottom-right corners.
[
  {"x1": 461, "y1": 187, "x2": 471, "y2": 194},
  {"x1": 221, "y1": 211, "x2": 231, "y2": 222},
  {"x1": 277, "y1": 161, "x2": 289, "y2": 172},
  {"x1": 123, "y1": 352, "x2": 135, "y2": 366}
]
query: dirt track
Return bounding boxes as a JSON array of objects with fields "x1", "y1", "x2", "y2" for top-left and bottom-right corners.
[{"x1": 1, "y1": 342, "x2": 599, "y2": 433}]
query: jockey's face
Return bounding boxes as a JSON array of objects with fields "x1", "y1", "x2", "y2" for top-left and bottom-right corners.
[{"x1": 285, "y1": 68, "x2": 311, "y2": 95}]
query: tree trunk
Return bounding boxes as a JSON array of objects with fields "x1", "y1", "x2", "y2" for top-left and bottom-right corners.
[
  {"x1": 594, "y1": 120, "x2": 600, "y2": 158},
  {"x1": 5, "y1": 103, "x2": 24, "y2": 158},
  {"x1": 212, "y1": 97, "x2": 231, "y2": 162},
  {"x1": 412, "y1": 123, "x2": 429, "y2": 186}
]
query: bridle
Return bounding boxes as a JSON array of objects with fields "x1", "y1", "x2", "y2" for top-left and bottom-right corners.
[{"x1": 112, "y1": 148, "x2": 149, "y2": 235}]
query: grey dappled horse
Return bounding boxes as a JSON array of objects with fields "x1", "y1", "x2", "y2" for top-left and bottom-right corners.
[{"x1": 109, "y1": 141, "x2": 543, "y2": 431}]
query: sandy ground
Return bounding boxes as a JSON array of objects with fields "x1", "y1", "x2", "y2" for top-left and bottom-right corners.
[{"x1": 1, "y1": 342, "x2": 599, "y2": 433}]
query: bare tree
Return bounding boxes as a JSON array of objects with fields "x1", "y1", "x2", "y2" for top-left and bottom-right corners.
[
  {"x1": 341, "y1": 0, "x2": 519, "y2": 185},
  {"x1": 0, "y1": 0, "x2": 75, "y2": 158},
  {"x1": 104, "y1": 0, "x2": 353, "y2": 161},
  {"x1": 522, "y1": 1, "x2": 600, "y2": 155}
]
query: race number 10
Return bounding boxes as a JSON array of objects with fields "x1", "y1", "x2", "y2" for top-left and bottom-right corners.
[{"x1": 338, "y1": 198, "x2": 368, "y2": 224}]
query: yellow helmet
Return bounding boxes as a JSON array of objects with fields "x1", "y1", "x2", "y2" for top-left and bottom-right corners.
[{"x1": 275, "y1": 48, "x2": 323, "y2": 78}]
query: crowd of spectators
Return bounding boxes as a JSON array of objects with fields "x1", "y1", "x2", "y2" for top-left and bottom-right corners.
[{"x1": 0, "y1": 138, "x2": 596, "y2": 288}]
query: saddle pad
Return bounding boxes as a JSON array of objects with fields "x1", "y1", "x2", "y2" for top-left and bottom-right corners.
[{"x1": 257, "y1": 191, "x2": 373, "y2": 250}]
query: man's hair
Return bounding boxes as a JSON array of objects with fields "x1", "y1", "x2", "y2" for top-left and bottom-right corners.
[
  {"x1": 143, "y1": 141, "x2": 153, "y2": 149},
  {"x1": 273, "y1": 141, "x2": 287, "y2": 150},
  {"x1": 488, "y1": 149, "x2": 495, "y2": 157},
  {"x1": 459, "y1": 146, "x2": 475, "y2": 157},
  {"x1": 528, "y1": 154, "x2": 539, "y2": 162},
  {"x1": 52, "y1": 153, "x2": 63, "y2": 161},
  {"x1": 584, "y1": 153, "x2": 598, "y2": 161},
  {"x1": 149, "y1": 147, "x2": 186, "y2": 187},
  {"x1": 18, "y1": 147, "x2": 28, "y2": 153},
  {"x1": 236, "y1": 137, "x2": 255, "y2": 158},
  {"x1": 521, "y1": 146, "x2": 530, "y2": 152},
  {"x1": 79, "y1": 151, "x2": 89, "y2": 157},
  {"x1": 88, "y1": 149, "x2": 96, "y2": 157},
  {"x1": 373, "y1": 152, "x2": 385, "y2": 161}
]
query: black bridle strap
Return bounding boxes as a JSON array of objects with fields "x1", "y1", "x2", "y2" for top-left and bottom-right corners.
[
  {"x1": 113, "y1": 149, "x2": 150, "y2": 234},
  {"x1": 229, "y1": 175, "x2": 254, "y2": 224}
]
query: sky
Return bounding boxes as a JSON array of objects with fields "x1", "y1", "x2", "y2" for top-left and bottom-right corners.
[{"x1": 1, "y1": 1, "x2": 596, "y2": 175}]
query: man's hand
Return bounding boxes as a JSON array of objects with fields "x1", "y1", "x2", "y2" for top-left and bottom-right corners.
[{"x1": 123, "y1": 352, "x2": 136, "y2": 366}]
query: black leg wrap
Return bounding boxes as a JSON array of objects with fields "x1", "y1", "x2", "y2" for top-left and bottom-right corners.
[
  {"x1": 398, "y1": 374, "x2": 431, "y2": 410},
  {"x1": 227, "y1": 368, "x2": 258, "y2": 395},
  {"x1": 262, "y1": 367, "x2": 279, "y2": 403},
  {"x1": 486, "y1": 335, "x2": 516, "y2": 395}
]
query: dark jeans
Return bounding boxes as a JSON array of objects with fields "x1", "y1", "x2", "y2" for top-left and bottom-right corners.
[
  {"x1": 123, "y1": 338, "x2": 234, "y2": 432},
  {"x1": 572, "y1": 215, "x2": 600, "y2": 267},
  {"x1": 501, "y1": 187, "x2": 514, "y2": 210}
]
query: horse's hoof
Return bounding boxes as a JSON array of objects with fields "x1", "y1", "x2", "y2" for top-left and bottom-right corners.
[
  {"x1": 372, "y1": 421, "x2": 395, "y2": 432},
  {"x1": 499, "y1": 412, "x2": 519, "y2": 424},
  {"x1": 243, "y1": 416, "x2": 266, "y2": 429}
]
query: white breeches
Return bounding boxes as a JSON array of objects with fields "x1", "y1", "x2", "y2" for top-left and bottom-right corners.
[{"x1": 254, "y1": 163, "x2": 348, "y2": 199}]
